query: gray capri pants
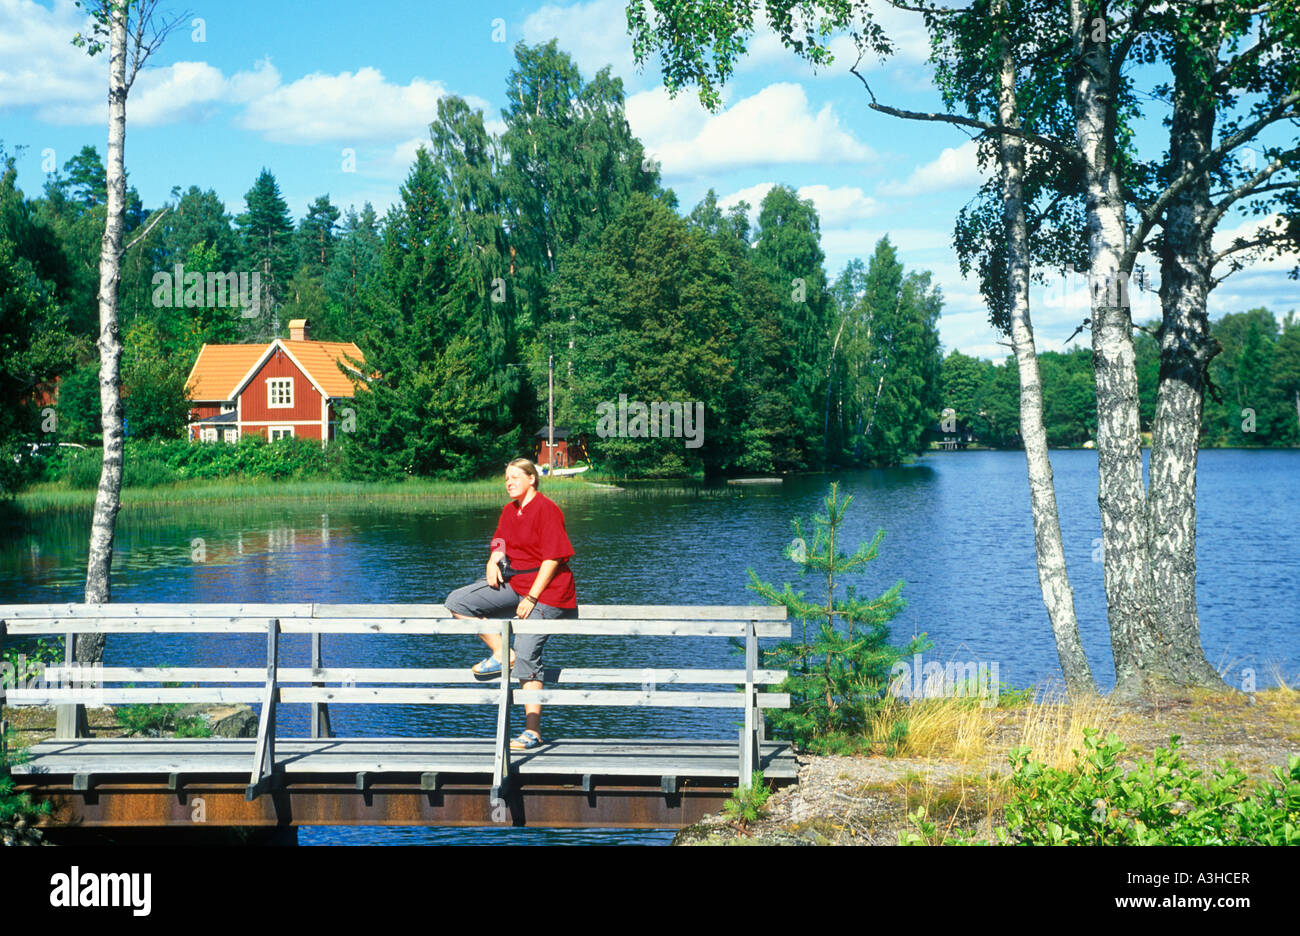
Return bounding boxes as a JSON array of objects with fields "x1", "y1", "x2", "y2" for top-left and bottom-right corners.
[{"x1": 444, "y1": 579, "x2": 578, "y2": 682}]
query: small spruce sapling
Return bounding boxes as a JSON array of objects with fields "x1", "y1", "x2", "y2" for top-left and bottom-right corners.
[{"x1": 747, "y1": 482, "x2": 929, "y2": 749}]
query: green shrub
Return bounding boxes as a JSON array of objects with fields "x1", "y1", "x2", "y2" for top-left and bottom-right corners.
[
  {"x1": 2, "y1": 636, "x2": 64, "y2": 685},
  {"x1": 114, "y1": 684, "x2": 213, "y2": 738},
  {"x1": 45, "y1": 436, "x2": 345, "y2": 488},
  {"x1": 999, "y1": 730, "x2": 1300, "y2": 845}
]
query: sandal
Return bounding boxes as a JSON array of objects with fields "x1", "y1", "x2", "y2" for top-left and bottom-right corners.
[
  {"x1": 471, "y1": 651, "x2": 517, "y2": 680},
  {"x1": 510, "y1": 729, "x2": 545, "y2": 750}
]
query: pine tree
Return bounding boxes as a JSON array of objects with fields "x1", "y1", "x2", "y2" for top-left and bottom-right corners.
[
  {"x1": 234, "y1": 168, "x2": 296, "y2": 335},
  {"x1": 296, "y1": 194, "x2": 340, "y2": 280},
  {"x1": 747, "y1": 482, "x2": 929, "y2": 749},
  {"x1": 341, "y1": 148, "x2": 517, "y2": 479},
  {"x1": 321, "y1": 204, "x2": 382, "y2": 340}
]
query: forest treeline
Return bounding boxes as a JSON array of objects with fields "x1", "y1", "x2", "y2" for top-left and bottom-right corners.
[
  {"x1": 0, "y1": 40, "x2": 945, "y2": 489},
  {"x1": 944, "y1": 307, "x2": 1300, "y2": 449}
]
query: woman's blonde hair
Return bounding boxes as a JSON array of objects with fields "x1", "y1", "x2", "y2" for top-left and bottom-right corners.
[{"x1": 506, "y1": 457, "x2": 540, "y2": 489}]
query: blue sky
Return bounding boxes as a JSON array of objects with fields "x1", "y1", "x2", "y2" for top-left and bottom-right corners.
[{"x1": 1, "y1": 0, "x2": 1295, "y2": 360}]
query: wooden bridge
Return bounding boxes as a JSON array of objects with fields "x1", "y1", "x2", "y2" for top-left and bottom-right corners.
[{"x1": 0, "y1": 603, "x2": 796, "y2": 833}]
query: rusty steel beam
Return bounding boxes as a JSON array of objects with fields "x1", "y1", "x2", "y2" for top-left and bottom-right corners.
[{"x1": 18, "y1": 776, "x2": 774, "y2": 830}]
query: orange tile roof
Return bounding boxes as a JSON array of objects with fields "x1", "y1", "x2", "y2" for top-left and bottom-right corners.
[
  {"x1": 186, "y1": 340, "x2": 367, "y2": 401},
  {"x1": 280, "y1": 341, "x2": 367, "y2": 397}
]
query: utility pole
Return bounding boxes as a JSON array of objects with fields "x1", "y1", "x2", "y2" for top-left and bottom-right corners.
[{"x1": 547, "y1": 353, "x2": 555, "y2": 471}]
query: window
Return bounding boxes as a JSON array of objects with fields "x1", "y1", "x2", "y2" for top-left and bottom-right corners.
[
  {"x1": 200, "y1": 427, "x2": 217, "y2": 443},
  {"x1": 224, "y1": 428, "x2": 238, "y2": 443},
  {"x1": 267, "y1": 378, "x2": 293, "y2": 408},
  {"x1": 220, "y1": 403, "x2": 235, "y2": 414},
  {"x1": 268, "y1": 426, "x2": 294, "y2": 442}
]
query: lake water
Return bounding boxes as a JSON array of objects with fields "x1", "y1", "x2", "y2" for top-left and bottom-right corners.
[{"x1": 2, "y1": 448, "x2": 1297, "y2": 844}]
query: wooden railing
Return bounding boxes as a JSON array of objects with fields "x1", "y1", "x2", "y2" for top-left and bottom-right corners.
[{"x1": 0, "y1": 604, "x2": 789, "y2": 800}]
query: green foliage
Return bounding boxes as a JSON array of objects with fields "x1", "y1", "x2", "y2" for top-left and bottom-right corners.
[
  {"x1": 45, "y1": 437, "x2": 344, "y2": 488},
  {"x1": 748, "y1": 482, "x2": 929, "y2": 750},
  {"x1": 114, "y1": 684, "x2": 213, "y2": 739},
  {"x1": 723, "y1": 771, "x2": 772, "y2": 831},
  {"x1": 320, "y1": 204, "x2": 382, "y2": 341},
  {"x1": 836, "y1": 238, "x2": 943, "y2": 466},
  {"x1": 999, "y1": 730, "x2": 1300, "y2": 845},
  {"x1": 1204, "y1": 308, "x2": 1300, "y2": 447},
  {"x1": 121, "y1": 317, "x2": 190, "y2": 440},
  {"x1": 343, "y1": 147, "x2": 519, "y2": 480},
  {"x1": 235, "y1": 168, "x2": 296, "y2": 329},
  {"x1": 1, "y1": 722, "x2": 52, "y2": 824},
  {"x1": 2, "y1": 635, "x2": 63, "y2": 685},
  {"x1": 550, "y1": 192, "x2": 742, "y2": 478}
]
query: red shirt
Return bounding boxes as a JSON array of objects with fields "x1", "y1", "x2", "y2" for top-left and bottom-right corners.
[{"x1": 492, "y1": 492, "x2": 577, "y2": 608}]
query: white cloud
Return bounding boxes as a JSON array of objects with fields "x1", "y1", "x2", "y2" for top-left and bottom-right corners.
[
  {"x1": 0, "y1": 1, "x2": 279, "y2": 126},
  {"x1": 797, "y1": 184, "x2": 880, "y2": 227},
  {"x1": 1212, "y1": 213, "x2": 1300, "y2": 271},
  {"x1": 717, "y1": 182, "x2": 776, "y2": 229},
  {"x1": 522, "y1": 0, "x2": 639, "y2": 81},
  {"x1": 0, "y1": 0, "x2": 110, "y2": 117},
  {"x1": 716, "y1": 183, "x2": 879, "y2": 237},
  {"x1": 239, "y1": 68, "x2": 487, "y2": 145},
  {"x1": 0, "y1": 0, "x2": 482, "y2": 144},
  {"x1": 878, "y1": 140, "x2": 983, "y2": 197},
  {"x1": 630, "y1": 82, "x2": 875, "y2": 177}
]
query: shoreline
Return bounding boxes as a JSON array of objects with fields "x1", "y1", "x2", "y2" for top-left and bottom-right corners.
[
  {"x1": 673, "y1": 687, "x2": 1299, "y2": 846},
  {"x1": 7, "y1": 476, "x2": 625, "y2": 512}
]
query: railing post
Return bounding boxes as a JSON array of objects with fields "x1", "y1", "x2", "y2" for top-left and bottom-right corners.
[
  {"x1": 310, "y1": 629, "x2": 332, "y2": 739},
  {"x1": 55, "y1": 625, "x2": 88, "y2": 740},
  {"x1": 247, "y1": 618, "x2": 281, "y2": 800},
  {"x1": 490, "y1": 616, "x2": 513, "y2": 805},
  {"x1": 739, "y1": 618, "x2": 758, "y2": 788}
]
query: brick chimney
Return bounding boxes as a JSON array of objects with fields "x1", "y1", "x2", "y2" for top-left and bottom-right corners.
[{"x1": 288, "y1": 319, "x2": 310, "y2": 341}]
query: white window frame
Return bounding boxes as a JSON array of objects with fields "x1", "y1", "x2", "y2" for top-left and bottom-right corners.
[
  {"x1": 200, "y1": 427, "x2": 218, "y2": 443},
  {"x1": 220, "y1": 403, "x2": 235, "y2": 414},
  {"x1": 268, "y1": 426, "x2": 294, "y2": 442},
  {"x1": 224, "y1": 428, "x2": 239, "y2": 444},
  {"x1": 267, "y1": 378, "x2": 293, "y2": 409}
]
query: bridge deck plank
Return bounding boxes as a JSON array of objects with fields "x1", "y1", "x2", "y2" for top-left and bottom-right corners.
[{"x1": 10, "y1": 737, "x2": 797, "y2": 780}]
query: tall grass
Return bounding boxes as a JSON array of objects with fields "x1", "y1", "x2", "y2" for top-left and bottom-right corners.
[
  {"x1": 15, "y1": 475, "x2": 623, "y2": 512},
  {"x1": 867, "y1": 687, "x2": 1120, "y2": 769}
]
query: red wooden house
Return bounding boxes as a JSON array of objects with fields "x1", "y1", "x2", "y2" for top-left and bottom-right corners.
[{"x1": 185, "y1": 319, "x2": 365, "y2": 445}]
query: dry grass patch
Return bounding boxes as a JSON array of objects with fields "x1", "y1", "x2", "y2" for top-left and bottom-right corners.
[{"x1": 1011, "y1": 690, "x2": 1123, "y2": 770}]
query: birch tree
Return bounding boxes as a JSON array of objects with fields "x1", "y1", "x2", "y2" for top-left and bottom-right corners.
[
  {"x1": 72, "y1": 0, "x2": 186, "y2": 668},
  {"x1": 1143, "y1": 1, "x2": 1299, "y2": 691},
  {"x1": 628, "y1": 0, "x2": 1097, "y2": 696}
]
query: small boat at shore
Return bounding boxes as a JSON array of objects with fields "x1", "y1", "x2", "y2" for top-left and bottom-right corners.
[{"x1": 540, "y1": 465, "x2": 591, "y2": 477}]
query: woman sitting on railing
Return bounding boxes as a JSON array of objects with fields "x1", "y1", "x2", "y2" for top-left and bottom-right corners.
[{"x1": 444, "y1": 458, "x2": 578, "y2": 750}]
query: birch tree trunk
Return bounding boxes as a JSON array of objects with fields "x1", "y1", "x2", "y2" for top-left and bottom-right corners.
[
  {"x1": 1146, "y1": 18, "x2": 1228, "y2": 689},
  {"x1": 1070, "y1": 0, "x2": 1153, "y2": 697},
  {"x1": 996, "y1": 6, "x2": 1095, "y2": 697},
  {"x1": 82, "y1": 3, "x2": 129, "y2": 658}
]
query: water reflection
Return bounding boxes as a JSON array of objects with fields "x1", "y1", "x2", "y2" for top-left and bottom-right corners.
[{"x1": 3, "y1": 449, "x2": 1297, "y2": 843}]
